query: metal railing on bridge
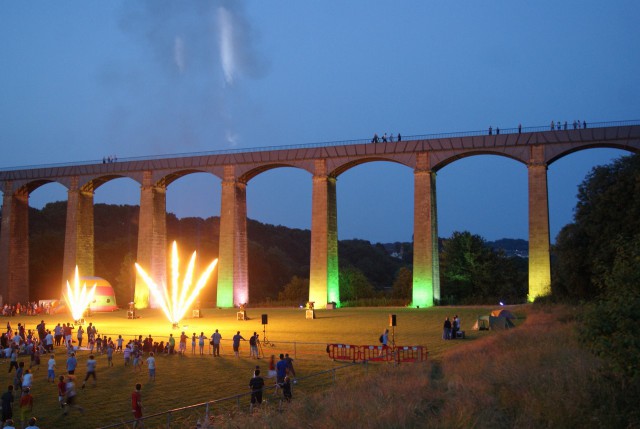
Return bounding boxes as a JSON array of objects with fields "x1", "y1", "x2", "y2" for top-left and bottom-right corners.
[{"x1": 1, "y1": 119, "x2": 638, "y2": 172}]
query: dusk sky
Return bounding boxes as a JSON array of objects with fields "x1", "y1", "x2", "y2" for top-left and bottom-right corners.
[{"x1": 1, "y1": 1, "x2": 638, "y2": 244}]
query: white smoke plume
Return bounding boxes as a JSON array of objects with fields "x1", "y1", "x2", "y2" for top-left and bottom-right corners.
[
  {"x1": 218, "y1": 6, "x2": 235, "y2": 85},
  {"x1": 107, "y1": 0, "x2": 268, "y2": 152},
  {"x1": 174, "y1": 36, "x2": 186, "y2": 74}
]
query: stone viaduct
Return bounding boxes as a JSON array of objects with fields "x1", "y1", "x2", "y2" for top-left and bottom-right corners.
[{"x1": 1, "y1": 123, "x2": 639, "y2": 309}]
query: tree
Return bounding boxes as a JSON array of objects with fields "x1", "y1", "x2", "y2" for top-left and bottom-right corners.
[
  {"x1": 391, "y1": 267, "x2": 412, "y2": 299},
  {"x1": 278, "y1": 276, "x2": 309, "y2": 303},
  {"x1": 439, "y1": 231, "x2": 526, "y2": 304},
  {"x1": 553, "y1": 153, "x2": 640, "y2": 300},
  {"x1": 115, "y1": 252, "x2": 136, "y2": 306},
  {"x1": 339, "y1": 266, "x2": 375, "y2": 301}
]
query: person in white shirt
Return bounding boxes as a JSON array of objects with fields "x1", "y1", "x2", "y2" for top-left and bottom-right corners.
[
  {"x1": 146, "y1": 352, "x2": 156, "y2": 381},
  {"x1": 47, "y1": 354, "x2": 56, "y2": 383},
  {"x1": 22, "y1": 369, "x2": 33, "y2": 390}
]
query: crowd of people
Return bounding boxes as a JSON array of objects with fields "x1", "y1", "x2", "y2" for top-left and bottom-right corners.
[
  {"x1": 488, "y1": 120, "x2": 589, "y2": 136},
  {"x1": 550, "y1": 119, "x2": 587, "y2": 131},
  {"x1": 0, "y1": 319, "x2": 297, "y2": 427},
  {"x1": 1, "y1": 303, "x2": 50, "y2": 318},
  {"x1": 371, "y1": 132, "x2": 402, "y2": 143}
]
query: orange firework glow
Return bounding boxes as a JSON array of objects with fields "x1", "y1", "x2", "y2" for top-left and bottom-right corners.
[
  {"x1": 63, "y1": 266, "x2": 97, "y2": 321},
  {"x1": 135, "y1": 241, "x2": 218, "y2": 325}
]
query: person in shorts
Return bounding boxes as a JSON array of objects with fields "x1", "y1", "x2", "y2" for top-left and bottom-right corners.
[
  {"x1": 146, "y1": 352, "x2": 156, "y2": 381},
  {"x1": 232, "y1": 331, "x2": 245, "y2": 358},
  {"x1": 82, "y1": 355, "x2": 97, "y2": 388},
  {"x1": 57, "y1": 376, "x2": 66, "y2": 409}
]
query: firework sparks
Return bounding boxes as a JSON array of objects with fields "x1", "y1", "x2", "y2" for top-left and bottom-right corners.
[
  {"x1": 64, "y1": 266, "x2": 97, "y2": 321},
  {"x1": 135, "y1": 241, "x2": 218, "y2": 325}
]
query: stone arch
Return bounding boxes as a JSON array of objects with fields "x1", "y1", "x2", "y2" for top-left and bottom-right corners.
[
  {"x1": 158, "y1": 168, "x2": 220, "y2": 188},
  {"x1": 239, "y1": 163, "x2": 313, "y2": 183},
  {"x1": 432, "y1": 150, "x2": 527, "y2": 172},
  {"x1": 546, "y1": 143, "x2": 639, "y2": 166},
  {"x1": 330, "y1": 156, "x2": 412, "y2": 178}
]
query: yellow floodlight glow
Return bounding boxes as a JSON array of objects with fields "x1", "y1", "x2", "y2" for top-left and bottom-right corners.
[
  {"x1": 63, "y1": 266, "x2": 97, "y2": 321},
  {"x1": 135, "y1": 241, "x2": 218, "y2": 325}
]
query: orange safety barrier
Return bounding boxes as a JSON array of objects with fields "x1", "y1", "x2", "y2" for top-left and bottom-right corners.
[
  {"x1": 327, "y1": 344, "x2": 358, "y2": 362},
  {"x1": 394, "y1": 346, "x2": 428, "y2": 363},
  {"x1": 360, "y1": 345, "x2": 393, "y2": 362}
]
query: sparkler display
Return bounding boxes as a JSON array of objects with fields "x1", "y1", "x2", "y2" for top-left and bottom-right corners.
[
  {"x1": 135, "y1": 241, "x2": 218, "y2": 326},
  {"x1": 63, "y1": 266, "x2": 97, "y2": 321}
]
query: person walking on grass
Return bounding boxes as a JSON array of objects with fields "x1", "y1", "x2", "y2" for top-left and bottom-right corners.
[
  {"x1": 47, "y1": 354, "x2": 56, "y2": 383},
  {"x1": 21, "y1": 370, "x2": 33, "y2": 392},
  {"x1": 285, "y1": 354, "x2": 296, "y2": 381},
  {"x1": 66, "y1": 352, "x2": 77, "y2": 375},
  {"x1": 63, "y1": 376, "x2": 84, "y2": 415},
  {"x1": 281, "y1": 376, "x2": 292, "y2": 402},
  {"x1": 82, "y1": 355, "x2": 97, "y2": 388},
  {"x1": 14, "y1": 362, "x2": 24, "y2": 393},
  {"x1": 1, "y1": 385, "x2": 14, "y2": 423},
  {"x1": 276, "y1": 354, "x2": 287, "y2": 386},
  {"x1": 146, "y1": 352, "x2": 156, "y2": 382},
  {"x1": 124, "y1": 343, "x2": 132, "y2": 366},
  {"x1": 57, "y1": 375, "x2": 66, "y2": 410},
  {"x1": 8, "y1": 347, "x2": 18, "y2": 373},
  {"x1": 249, "y1": 369, "x2": 265, "y2": 411},
  {"x1": 132, "y1": 383, "x2": 144, "y2": 428},
  {"x1": 19, "y1": 387, "x2": 33, "y2": 429}
]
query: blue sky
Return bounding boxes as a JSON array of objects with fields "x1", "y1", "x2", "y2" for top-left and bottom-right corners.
[{"x1": 1, "y1": 1, "x2": 638, "y2": 243}]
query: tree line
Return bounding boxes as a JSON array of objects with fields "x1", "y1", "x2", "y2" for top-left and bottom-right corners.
[{"x1": 550, "y1": 153, "x2": 640, "y2": 424}]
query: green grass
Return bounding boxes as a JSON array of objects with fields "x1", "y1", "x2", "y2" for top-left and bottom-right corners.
[{"x1": 3, "y1": 305, "x2": 522, "y2": 428}]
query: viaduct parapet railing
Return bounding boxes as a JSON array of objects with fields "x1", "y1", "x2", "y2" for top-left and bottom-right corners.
[{"x1": 0, "y1": 122, "x2": 639, "y2": 309}]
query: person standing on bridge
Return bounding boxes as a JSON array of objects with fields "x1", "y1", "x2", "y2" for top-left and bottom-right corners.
[
  {"x1": 488, "y1": 126, "x2": 493, "y2": 135},
  {"x1": 518, "y1": 123, "x2": 522, "y2": 134},
  {"x1": 397, "y1": 133, "x2": 402, "y2": 141}
]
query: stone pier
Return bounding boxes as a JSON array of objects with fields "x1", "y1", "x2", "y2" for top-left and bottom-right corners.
[
  {"x1": 309, "y1": 160, "x2": 340, "y2": 308},
  {"x1": 135, "y1": 172, "x2": 167, "y2": 309},
  {"x1": 413, "y1": 152, "x2": 439, "y2": 307},
  {"x1": 62, "y1": 177, "x2": 95, "y2": 293},
  {"x1": 528, "y1": 145, "x2": 551, "y2": 300},
  {"x1": 217, "y1": 166, "x2": 249, "y2": 307},
  {"x1": 0, "y1": 182, "x2": 29, "y2": 305}
]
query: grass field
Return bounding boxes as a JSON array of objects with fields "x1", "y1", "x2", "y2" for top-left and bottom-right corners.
[{"x1": 2, "y1": 305, "x2": 524, "y2": 428}]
